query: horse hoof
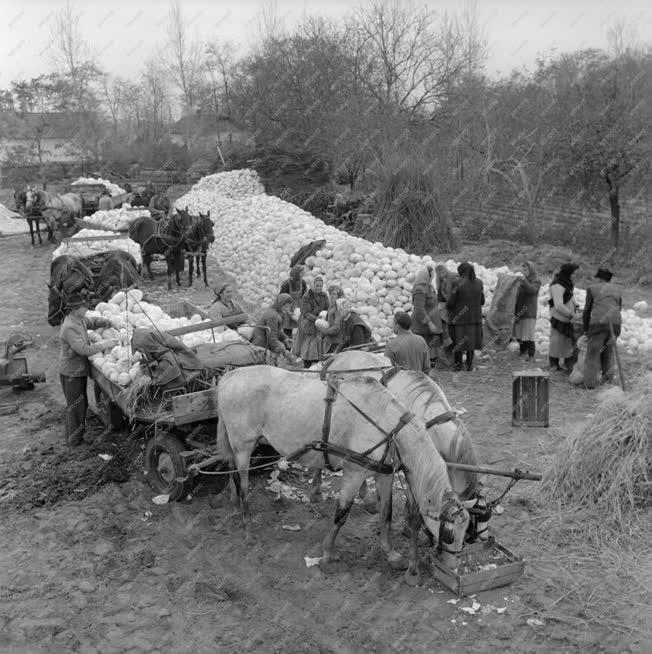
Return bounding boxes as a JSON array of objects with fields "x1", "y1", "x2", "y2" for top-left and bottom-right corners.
[
  {"x1": 310, "y1": 490, "x2": 323, "y2": 504},
  {"x1": 404, "y1": 568, "x2": 422, "y2": 587},
  {"x1": 362, "y1": 500, "x2": 378, "y2": 515}
]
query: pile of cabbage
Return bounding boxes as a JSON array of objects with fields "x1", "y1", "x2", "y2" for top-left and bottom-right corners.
[
  {"x1": 189, "y1": 169, "x2": 264, "y2": 200},
  {"x1": 174, "y1": 169, "x2": 652, "y2": 355},
  {"x1": 82, "y1": 206, "x2": 149, "y2": 231},
  {"x1": 52, "y1": 229, "x2": 143, "y2": 265},
  {"x1": 71, "y1": 176, "x2": 126, "y2": 196},
  {"x1": 87, "y1": 289, "x2": 244, "y2": 386}
]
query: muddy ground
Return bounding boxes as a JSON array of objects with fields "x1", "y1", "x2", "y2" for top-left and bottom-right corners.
[{"x1": 0, "y1": 233, "x2": 650, "y2": 654}]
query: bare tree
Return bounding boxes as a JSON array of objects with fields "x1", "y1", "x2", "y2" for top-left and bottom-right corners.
[
  {"x1": 347, "y1": 0, "x2": 486, "y2": 116},
  {"x1": 49, "y1": 1, "x2": 103, "y2": 166},
  {"x1": 166, "y1": 1, "x2": 204, "y2": 114},
  {"x1": 103, "y1": 76, "x2": 126, "y2": 140},
  {"x1": 255, "y1": 0, "x2": 287, "y2": 46}
]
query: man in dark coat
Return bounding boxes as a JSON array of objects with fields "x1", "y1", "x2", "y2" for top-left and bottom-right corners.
[
  {"x1": 582, "y1": 268, "x2": 622, "y2": 388},
  {"x1": 149, "y1": 189, "x2": 171, "y2": 221},
  {"x1": 446, "y1": 262, "x2": 485, "y2": 371}
]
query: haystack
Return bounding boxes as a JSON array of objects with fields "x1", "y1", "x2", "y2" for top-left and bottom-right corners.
[{"x1": 537, "y1": 374, "x2": 651, "y2": 539}]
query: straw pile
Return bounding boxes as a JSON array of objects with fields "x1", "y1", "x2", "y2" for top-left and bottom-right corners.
[{"x1": 537, "y1": 374, "x2": 652, "y2": 540}]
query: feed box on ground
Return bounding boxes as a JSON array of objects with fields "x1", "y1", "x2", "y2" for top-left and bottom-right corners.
[
  {"x1": 432, "y1": 537, "x2": 524, "y2": 596},
  {"x1": 512, "y1": 370, "x2": 549, "y2": 427}
]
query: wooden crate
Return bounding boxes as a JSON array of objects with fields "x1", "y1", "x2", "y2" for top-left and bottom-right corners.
[
  {"x1": 432, "y1": 537, "x2": 524, "y2": 596},
  {"x1": 512, "y1": 370, "x2": 549, "y2": 427}
]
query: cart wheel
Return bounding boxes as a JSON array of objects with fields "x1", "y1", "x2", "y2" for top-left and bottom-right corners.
[
  {"x1": 93, "y1": 383, "x2": 125, "y2": 431},
  {"x1": 144, "y1": 434, "x2": 194, "y2": 502}
]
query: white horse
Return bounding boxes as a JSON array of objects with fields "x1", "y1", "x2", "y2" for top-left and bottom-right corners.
[
  {"x1": 25, "y1": 188, "x2": 83, "y2": 238},
  {"x1": 319, "y1": 350, "x2": 490, "y2": 541},
  {"x1": 216, "y1": 365, "x2": 471, "y2": 584}
]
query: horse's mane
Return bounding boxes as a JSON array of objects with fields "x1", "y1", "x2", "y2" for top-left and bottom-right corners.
[{"x1": 396, "y1": 370, "x2": 451, "y2": 410}]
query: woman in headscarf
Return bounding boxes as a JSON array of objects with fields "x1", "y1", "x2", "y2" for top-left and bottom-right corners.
[
  {"x1": 411, "y1": 264, "x2": 444, "y2": 363},
  {"x1": 251, "y1": 294, "x2": 297, "y2": 363},
  {"x1": 205, "y1": 283, "x2": 247, "y2": 328},
  {"x1": 280, "y1": 265, "x2": 308, "y2": 338},
  {"x1": 548, "y1": 263, "x2": 580, "y2": 371},
  {"x1": 333, "y1": 298, "x2": 373, "y2": 352},
  {"x1": 446, "y1": 262, "x2": 485, "y2": 371},
  {"x1": 296, "y1": 277, "x2": 330, "y2": 368},
  {"x1": 316, "y1": 284, "x2": 345, "y2": 355},
  {"x1": 513, "y1": 261, "x2": 541, "y2": 361}
]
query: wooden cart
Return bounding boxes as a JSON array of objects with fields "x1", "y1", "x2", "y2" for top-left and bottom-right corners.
[
  {"x1": 70, "y1": 183, "x2": 129, "y2": 216},
  {"x1": 88, "y1": 315, "x2": 275, "y2": 501}
]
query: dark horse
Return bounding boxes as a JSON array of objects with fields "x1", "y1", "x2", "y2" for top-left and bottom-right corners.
[
  {"x1": 185, "y1": 211, "x2": 215, "y2": 287},
  {"x1": 15, "y1": 189, "x2": 54, "y2": 246},
  {"x1": 48, "y1": 251, "x2": 140, "y2": 326},
  {"x1": 128, "y1": 208, "x2": 193, "y2": 290}
]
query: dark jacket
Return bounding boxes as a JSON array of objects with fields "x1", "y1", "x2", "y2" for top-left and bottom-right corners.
[
  {"x1": 411, "y1": 283, "x2": 441, "y2": 336},
  {"x1": 252, "y1": 307, "x2": 288, "y2": 354},
  {"x1": 299, "y1": 290, "x2": 329, "y2": 336},
  {"x1": 515, "y1": 277, "x2": 541, "y2": 320},
  {"x1": 335, "y1": 312, "x2": 372, "y2": 352},
  {"x1": 583, "y1": 281, "x2": 622, "y2": 336},
  {"x1": 446, "y1": 278, "x2": 485, "y2": 325}
]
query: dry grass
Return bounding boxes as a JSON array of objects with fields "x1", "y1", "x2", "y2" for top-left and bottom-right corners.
[
  {"x1": 369, "y1": 156, "x2": 457, "y2": 253},
  {"x1": 536, "y1": 374, "x2": 651, "y2": 540}
]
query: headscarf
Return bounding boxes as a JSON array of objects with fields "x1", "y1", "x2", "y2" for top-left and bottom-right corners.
[
  {"x1": 549, "y1": 263, "x2": 579, "y2": 306},
  {"x1": 328, "y1": 285, "x2": 344, "y2": 299},
  {"x1": 523, "y1": 261, "x2": 536, "y2": 280},
  {"x1": 413, "y1": 265, "x2": 435, "y2": 289},
  {"x1": 457, "y1": 262, "x2": 476, "y2": 281},
  {"x1": 290, "y1": 265, "x2": 303, "y2": 281},
  {"x1": 336, "y1": 298, "x2": 352, "y2": 315},
  {"x1": 214, "y1": 283, "x2": 231, "y2": 301},
  {"x1": 273, "y1": 293, "x2": 293, "y2": 313}
]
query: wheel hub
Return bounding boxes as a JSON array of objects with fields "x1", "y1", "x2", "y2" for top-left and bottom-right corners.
[{"x1": 157, "y1": 453, "x2": 176, "y2": 484}]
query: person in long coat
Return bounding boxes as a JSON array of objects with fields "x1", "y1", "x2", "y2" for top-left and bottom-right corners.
[
  {"x1": 548, "y1": 263, "x2": 580, "y2": 371},
  {"x1": 446, "y1": 262, "x2": 485, "y2": 371},
  {"x1": 317, "y1": 285, "x2": 345, "y2": 355},
  {"x1": 582, "y1": 268, "x2": 622, "y2": 387},
  {"x1": 411, "y1": 264, "x2": 444, "y2": 362},
  {"x1": 251, "y1": 294, "x2": 296, "y2": 362},
  {"x1": 513, "y1": 261, "x2": 541, "y2": 361},
  {"x1": 280, "y1": 265, "x2": 308, "y2": 338},
  {"x1": 295, "y1": 277, "x2": 329, "y2": 368}
]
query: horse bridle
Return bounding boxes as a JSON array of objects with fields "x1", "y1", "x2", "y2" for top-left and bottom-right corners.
[{"x1": 434, "y1": 496, "x2": 468, "y2": 555}]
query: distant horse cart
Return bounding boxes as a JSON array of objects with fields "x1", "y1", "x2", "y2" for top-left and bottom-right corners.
[{"x1": 20, "y1": 188, "x2": 83, "y2": 246}]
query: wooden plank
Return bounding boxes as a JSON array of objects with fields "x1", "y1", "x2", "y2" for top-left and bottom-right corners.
[
  {"x1": 164, "y1": 314, "x2": 248, "y2": 336},
  {"x1": 63, "y1": 234, "x2": 128, "y2": 243},
  {"x1": 172, "y1": 388, "x2": 219, "y2": 425}
]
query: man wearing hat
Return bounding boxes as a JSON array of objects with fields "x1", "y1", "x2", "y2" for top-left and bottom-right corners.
[
  {"x1": 59, "y1": 294, "x2": 119, "y2": 445},
  {"x1": 582, "y1": 268, "x2": 622, "y2": 388},
  {"x1": 384, "y1": 312, "x2": 431, "y2": 374}
]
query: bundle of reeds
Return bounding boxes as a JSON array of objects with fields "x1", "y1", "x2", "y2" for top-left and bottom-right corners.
[
  {"x1": 117, "y1": 375, "x2": 153, "y2": 417},
  {"x1": 369, "y1": 156, "x2": 457, "y2": 253},
  {"x1": 537, "y1": 374, "x2": 652, "y2": 537}
]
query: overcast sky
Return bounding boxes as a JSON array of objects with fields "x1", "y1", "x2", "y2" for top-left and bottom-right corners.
[{"x1": 1, "y1": 0, "x2": 650, "y2": 91}]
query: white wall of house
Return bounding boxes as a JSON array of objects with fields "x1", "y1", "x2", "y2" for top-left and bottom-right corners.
[{"x1": 0, "y1": 138, "x2": 82, "y2": 163}]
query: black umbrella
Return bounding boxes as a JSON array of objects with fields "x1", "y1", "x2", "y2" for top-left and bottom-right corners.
[{"x1": 290, "y1": 239, "x2": 326, "y2": 268}]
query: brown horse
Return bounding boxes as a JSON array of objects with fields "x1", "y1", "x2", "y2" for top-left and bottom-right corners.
[
  {"x1": 185, "y1": 211, "x2": 215, "y2": 287},
  {"x1": 47, "y1": 251, "x2": 140, "y2": 326},
  {"x1": 128, "y1": 208, "x2": 193, "y2": 290},
  {"x1": 15, "y1": 188, "x2": 53, "y2": 245}
]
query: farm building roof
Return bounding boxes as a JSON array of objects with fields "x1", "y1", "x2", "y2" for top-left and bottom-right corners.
[{"x1": 0, "y1": 111, "x2": 78, "y2": 140}]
